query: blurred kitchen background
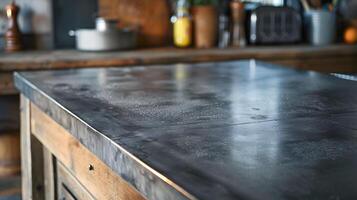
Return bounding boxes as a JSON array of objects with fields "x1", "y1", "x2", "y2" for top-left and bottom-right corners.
[
  {"x1": 0, "y1": 0, "x2": 356, "y2": 50},
  {"x1": 0, "y1": 1, "x2": 357, "y2": 199}
]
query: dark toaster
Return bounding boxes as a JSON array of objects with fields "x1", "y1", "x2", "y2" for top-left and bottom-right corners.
[{"x1": 248, "y1": 6, "x2": 302, "y2": 44}]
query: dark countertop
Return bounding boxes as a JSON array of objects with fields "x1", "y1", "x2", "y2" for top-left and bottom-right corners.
[{"x1": 14, "y1": 60, "x2": 357, "y2": 200}]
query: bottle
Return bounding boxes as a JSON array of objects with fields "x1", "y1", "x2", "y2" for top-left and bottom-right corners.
[
  {"x1": 172, "y1": 0, "x2": 192, "y2": 48},
  {"x1": 230, "y1": 0, "x2": 246, "y2": 47},
  {"x1": 218, "y1": 0, "x2": 231, "y2": 48}
]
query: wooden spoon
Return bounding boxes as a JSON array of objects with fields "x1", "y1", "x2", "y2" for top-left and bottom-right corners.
[
  {"x1": 308, "y1": 0, "x2": 322, "y2": 9},
  {"x1": 300, "y1": 0, "x2": 311, "y2": 11}
]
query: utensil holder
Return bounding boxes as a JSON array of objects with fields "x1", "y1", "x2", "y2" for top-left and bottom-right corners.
[{"x1": 304, "y1": 10, "x2": 336, "y2": 46}]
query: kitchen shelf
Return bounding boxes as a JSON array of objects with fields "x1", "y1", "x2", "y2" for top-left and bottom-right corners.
[{"x1": 0, "y1": 44, "x2": 356, "y2": 72}]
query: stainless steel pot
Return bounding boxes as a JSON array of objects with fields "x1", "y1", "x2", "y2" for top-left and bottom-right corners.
[
  {"x1": 69, "y1": 18, "x2": 137, "y2": 51},
  {"x1": 69, "y1": 29, "x2": 136, "y2": 51}
]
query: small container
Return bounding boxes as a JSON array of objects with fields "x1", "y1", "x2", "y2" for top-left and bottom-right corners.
[
  {"x1": 172, "y1": 0, "x2": 192, "y2": 48},
  {"x1": 304, "y1": 10, "x2": 336, "y2": 46},
  {"x1": 191, "y1": 5, "x2": 218, "y2": 48}
]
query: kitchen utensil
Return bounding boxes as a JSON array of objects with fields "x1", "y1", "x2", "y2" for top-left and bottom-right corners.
[
  {"x1": 308, "y1": 0, "x2": 322, "y2": 9},
  {"x1": 300, "y1": 0, "x2": 311, "y2": 11},
  {"x1": 304, "y1": 10, "x2": 336, "y2": 45}
]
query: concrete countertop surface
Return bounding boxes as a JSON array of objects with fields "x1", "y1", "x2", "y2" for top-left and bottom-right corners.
[{"x1": 14, "y1": 60, "x2": 357, "y2": 200}]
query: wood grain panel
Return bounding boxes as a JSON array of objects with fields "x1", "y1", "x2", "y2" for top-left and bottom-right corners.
[
  {"x1": 30, "y1": 134, "x2": 45, "y2": 200},
  {"x1": 30, "y1": 103, "x2": 146, "y2": 200},
  {"x1": 43, "y1": 148, "x2": 55, "y2": 200},
  {"x1": 57, "y1": 161, "x2": 95, "y2": 200},
  {"x1": 98, "y1": 0, "x2": 171, "y2": 47},
  {"x1": 20, "y1": 95, "x2": 46, "y2": 200},
  {"x1": 20, "y1": 95, "x2": 32, "y2": 200}
]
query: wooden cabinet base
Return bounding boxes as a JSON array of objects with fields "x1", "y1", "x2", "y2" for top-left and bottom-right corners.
[{"x1": 20, "y1": 95, "x2": 145, "y2": 200}]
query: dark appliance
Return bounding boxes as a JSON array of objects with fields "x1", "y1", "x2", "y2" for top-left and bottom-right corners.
[
  {"x1": 248, "y1": 6, "x2": 302, "y2": 44},
  {"x1": 52, "y1": 0, "x2": 98, "y2": 49}
]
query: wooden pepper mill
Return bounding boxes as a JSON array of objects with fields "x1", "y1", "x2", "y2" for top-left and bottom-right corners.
[
  {"x1": 230, "y1": 0, "x2": 246, "y2": 47},
  {"x1": 5, "y1": 1, "x2": 22, "y2": 52}
]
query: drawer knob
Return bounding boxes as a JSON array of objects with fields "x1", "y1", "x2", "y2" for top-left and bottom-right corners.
[{"x1": 88, "y1": 164, "x2": 94, "y2": 171}]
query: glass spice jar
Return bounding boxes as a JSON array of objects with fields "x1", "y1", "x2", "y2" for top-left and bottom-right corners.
[{"x1": 171, "y1": 0, "x2": 192, "y2": 48}]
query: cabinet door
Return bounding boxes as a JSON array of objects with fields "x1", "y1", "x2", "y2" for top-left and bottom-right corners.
[
  {"x1": 60, "y1": 186, "x2": 77, "y2": 200},
  {"x1": 57, "y1": 161, "x2": 95, "y2": 200},
  {"x1": 31, "y1": 105, "x2": 145, "y2": 200}
]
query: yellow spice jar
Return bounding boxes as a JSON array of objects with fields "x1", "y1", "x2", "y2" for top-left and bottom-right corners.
[
  {"x1": 173, "y1": 16, "x2": 192, "y2": 47},
  {"x1": 172, "y1": 0, "x2": 192, "y2": 48}
]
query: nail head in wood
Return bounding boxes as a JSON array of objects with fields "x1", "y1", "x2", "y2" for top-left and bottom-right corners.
[{"x1": 88, "y1": 164, "x2": 94, "y2": 171}]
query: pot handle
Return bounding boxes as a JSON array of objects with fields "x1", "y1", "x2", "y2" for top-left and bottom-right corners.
[{"x1": 68, "y1": 30, "x2": 76, "y2": 37}]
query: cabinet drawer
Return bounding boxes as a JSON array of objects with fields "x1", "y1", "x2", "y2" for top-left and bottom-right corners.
[
  {"x1": 60, "y1": 186, "x2": 77, "y2": 200},
  {"x1": 30, "y1": 103, "x2": 145, "y2": 200},
  {"x1": 57, "y1": 161, "x2": 95, "y2": 200}
]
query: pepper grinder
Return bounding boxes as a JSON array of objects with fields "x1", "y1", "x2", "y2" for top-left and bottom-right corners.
[
  {"x1": 5, "y1": 1, "x2": 22, "y2": 52},
  {"x1": 230, "y1": 0, "x2": 246, "y2": 47}
]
